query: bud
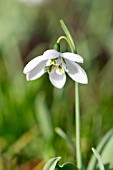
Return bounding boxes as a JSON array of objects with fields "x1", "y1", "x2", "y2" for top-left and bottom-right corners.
[{"x1": 54, "y1": 43, "x2": 60, "y2": 52}]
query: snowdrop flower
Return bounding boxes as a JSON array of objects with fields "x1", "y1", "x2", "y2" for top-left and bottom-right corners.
[{"x1": 23, "y1": 49, "x2": 88, "y2": 89}]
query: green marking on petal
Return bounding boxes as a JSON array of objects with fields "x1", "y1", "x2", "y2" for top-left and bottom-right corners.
[
  {"x1": 48, "y1": 65, "x2": 56, "y2": 73},
  {"x1": 62, "y1": 58, "x2": 66, "y2": 64},
  {"x1": 49, "y1": 65, "x2": 53, "y2": 72},
  {"x1": 45, "y1": 66, "x2": 50, "y2": 72},
  {"x1": 58, "y1": 65, "x2": 64, "y2": 74},
  {"x1": 50, "y1": 59, "x2": 57, "y2": 64}
]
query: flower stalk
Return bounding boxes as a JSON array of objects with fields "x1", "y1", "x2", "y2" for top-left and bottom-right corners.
[
  {"x1": 57, "y1": 36, "x2": 73, "y2": 52},
  {"x1": 60, "y1": 20, "x2": 82, "y2": 169},
  {"x1": 75, "y1": 82, "x2": 82, "y2": 169}
]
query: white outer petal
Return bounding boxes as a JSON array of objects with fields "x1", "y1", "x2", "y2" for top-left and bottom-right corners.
[
  {"x1": 23, "y1": 55, "x2": 47, "y2": 74},
  {"x1": 23, "y1": 49, "x2": 60, "y2": 74},
  {"x1": 62, "y1": 52, "x2": 83, "y2": 63},
  {"x1": 43, "y1": 49, "x2": 60, "y2": 59},
  {"x1": 66, "y1": 60, "x2": 88, "y2": 84},
  {"x1": 26, "y1": 60, "x2": 46, "y2": 80},
  {"x1": 49, "y1": 69, "x2": 66, "y2": 89}
]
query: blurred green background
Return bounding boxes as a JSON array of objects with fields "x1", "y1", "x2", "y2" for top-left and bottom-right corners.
[{"x1": 0, "y1": 0, "x2": 113, "y2": 169}]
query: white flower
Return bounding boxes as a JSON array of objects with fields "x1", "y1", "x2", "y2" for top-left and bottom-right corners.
[{"x1": 23, "y1": 49, "x2": 88, "y2": 89}]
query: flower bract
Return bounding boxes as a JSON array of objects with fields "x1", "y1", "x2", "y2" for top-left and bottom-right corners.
[{"x1": 23, "y1": 49, "x2": 88, "y2": 89}]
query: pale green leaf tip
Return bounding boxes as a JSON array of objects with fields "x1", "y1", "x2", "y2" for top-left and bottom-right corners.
[
  {"x1": 56, "y1": 156, "x2": 61, "y2": 160},
  {"x1": 92, "y1": 147, "x2": 105, "y2": 170},
  {"x1": 91, "y1": 147, "x2": 94, "y2": 152},
  {"x1": 55, "y1": 127, "x2": 60, "y2": 132},
  {"x1": 43, "y1": 156, "x2": 61, "y2": 170},
  {"x1": 60, "y1": 19, "x2": 65, "y2": 27},
  {"x1": 60, "y1": 19, "x2": 63, "y2": 23}
]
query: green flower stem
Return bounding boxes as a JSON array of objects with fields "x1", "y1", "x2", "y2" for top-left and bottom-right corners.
[
  {"x1": 59, "y1": 20, "x2": 82, "y2": 169},
  {"x1": 75, "y1": 82, "x2": 82, "y2": 170},
  {"x1": 57, "y1": 36, "x2": 73, "y2": 52}
]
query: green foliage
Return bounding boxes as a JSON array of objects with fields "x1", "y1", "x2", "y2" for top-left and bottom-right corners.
[
  {"x1": 60, "y1": 20, "x2": 76, "y2": 53},
  {"x1": 35, "y1": 94, "x2": 53, "y2": 140},
  {"x1": 57, "y1": 163, "x2": 76, "y2": 170},
  {"x1": 43, "y1": 157, "x2": 76, "y2": 170},
  {"x1": 43, "y1": 157, "x2": 61, "y2": 170},
  {"x1": 87, "y1": 129, "x2": 113, "y2": 170},
  {"x1": 91, "y1": 148, "x2": 105, "y2": 170},
  {"x1": 55, "y1": 127, "x2": 76, "y2": 156}
]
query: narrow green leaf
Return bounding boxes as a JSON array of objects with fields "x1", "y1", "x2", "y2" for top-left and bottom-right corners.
[
  {"x1": 87, "y1": 129, "x2": 113, "y2": 170},
  {"x1": 43, "y1": 157, "x2": 61, "y2": 170},
  {"x1": 60, "y1": 20, "x2": 77, "y2": 53},
  {"x1": 58, "y1": 163, "x2": 77, "y2": 170},
  {"x1": 55, "y1": 127, "x2": 76, "y2": 156},
  {"x1": 35, "y1": 94, "x2": 53, "y2": 140},
  {"x1": 43, "y1": 157, "x2": 77, "y2": 170},
  {"x1": 92, "y1": 148, "x2": 105, "y2": 170}
]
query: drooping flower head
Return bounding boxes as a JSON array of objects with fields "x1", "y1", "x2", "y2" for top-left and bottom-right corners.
[{"x1": 23, "y1": 49, "x2": 88, "y2": 89}]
